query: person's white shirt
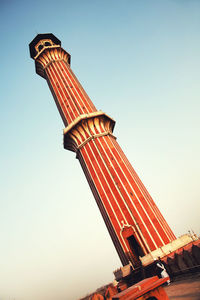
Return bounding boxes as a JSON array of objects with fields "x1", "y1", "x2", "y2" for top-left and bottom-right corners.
[{"x1": 156, "y1": 262, "x2": 170, "y2": 285}]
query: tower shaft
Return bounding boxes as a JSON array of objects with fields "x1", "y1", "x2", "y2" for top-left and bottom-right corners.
[{"x1": 29, "y1": 34, "x2": 176, "y2": 267}]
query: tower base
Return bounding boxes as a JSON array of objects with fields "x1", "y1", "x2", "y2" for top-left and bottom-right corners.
[{"x1": 114, "y1": 234, "x2": 200, "y2": 287}]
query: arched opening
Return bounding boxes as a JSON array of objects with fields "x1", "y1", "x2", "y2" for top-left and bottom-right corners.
[
  {"x1": 45, "y1": 41, "x2": 51, "y2": 46},
  {"x1": 121, "y1": 225, "x2": 145, "y2": 267},
  {"x1": 127, "y1": 234, "x2": 144, "y2": 259},
  {"x1": 38, "y1": 44, "x2": 43, "y2": 51}
]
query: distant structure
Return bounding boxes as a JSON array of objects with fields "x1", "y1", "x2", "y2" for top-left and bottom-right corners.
[{"x1": 29, "y1": 34, "x2": 192, "y2": 269}]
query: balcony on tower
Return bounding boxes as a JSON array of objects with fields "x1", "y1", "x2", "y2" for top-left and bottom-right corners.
[{"x1": 29, "y1": 33, "x2": 71, "y2": 78}]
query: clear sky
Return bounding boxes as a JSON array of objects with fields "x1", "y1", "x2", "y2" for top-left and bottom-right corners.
[{"x1": 1, "y1": 0, "x2": 200, "y2": 299}]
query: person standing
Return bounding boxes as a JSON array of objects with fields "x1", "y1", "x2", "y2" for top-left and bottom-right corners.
[{"x1": 155, "y1": 258, "x2": 170, "y2": 285}]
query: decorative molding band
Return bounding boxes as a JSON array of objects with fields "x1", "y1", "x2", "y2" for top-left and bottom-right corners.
[
  {"x1": 78, "y1": 131, "x2": 116, "y2": 150},
  {"x1": 43, "y1": 58, "x2": 66, "y2": 70},
  {"x1": 63, "y1": 111, "x2": 116, "y2": 152}
]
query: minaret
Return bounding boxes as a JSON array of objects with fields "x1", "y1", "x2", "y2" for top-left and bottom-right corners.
[{"x1": 29, "y1": 34, "x2": 176, "y2": 267}]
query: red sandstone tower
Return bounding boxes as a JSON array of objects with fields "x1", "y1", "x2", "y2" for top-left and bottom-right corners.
[{"x1": 29, "y1": 34, "x2": 176, "y2": 268}]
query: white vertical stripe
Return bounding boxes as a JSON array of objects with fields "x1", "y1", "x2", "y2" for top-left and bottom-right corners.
[
  {"x1": 110, "y1": 137, "x2": 174, "y2": 241},
  {"x1": 45, "y1": 66, "x2": 73, "y2": 124},
  {"x1": 55, "y1": 61, "x2": 85, "y2": 115},
  {"x1": 114, "y1": 138, "x2": 175, "y2": 241},
  {"x1": 92, "y1": 138, "x2": 157, "y2": 250},
  {"x1": 58, "y1": 61, "x2": 95, "y2": 113},
  {"x1": 100, "y1": 135, "x2": 165, "y2": 246},
  {"x1": 48, "y1": 63, "x2": 78, "y2": 120},
  {"x1": 81, "y1": 145, "x2": 129, "y2": 252}
]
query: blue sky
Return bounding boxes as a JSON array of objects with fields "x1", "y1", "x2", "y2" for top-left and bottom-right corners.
[{"x1": 1, "y1": 0, "x2": 200, "y2": 299}]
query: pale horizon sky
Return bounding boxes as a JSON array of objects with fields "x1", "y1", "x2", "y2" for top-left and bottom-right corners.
[{"x1": 1, "y1": 0, "x2": 200, "y2": 299}]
